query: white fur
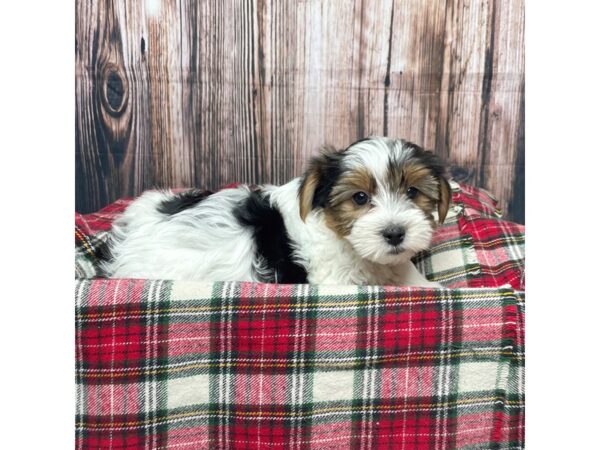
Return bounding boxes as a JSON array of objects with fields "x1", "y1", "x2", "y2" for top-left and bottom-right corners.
[
  {"x1": 104, "y1": 188, "x2": 259, "y2": 281},
  {"x1": 344, "y1": 137, "x2": 413, "y2": 178}
]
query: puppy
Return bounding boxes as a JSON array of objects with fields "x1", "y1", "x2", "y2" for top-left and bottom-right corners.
[{"x1": 101, "y1": 136, "x2": 451, "y2": 286}]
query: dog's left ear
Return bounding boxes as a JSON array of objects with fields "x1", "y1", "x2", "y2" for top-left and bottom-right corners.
[
  {"x1": 437, "y1": 176, "x2": 451, "y2": 224},
  {"x1": 416, "y1": 146, "x2": 451, "y2": 225},
  {"x1": 298, "y1": 145, "x2": 343, "y2": 222}
]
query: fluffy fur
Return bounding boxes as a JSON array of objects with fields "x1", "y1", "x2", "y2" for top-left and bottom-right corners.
[{"x1": 101, "y1": 136, "x2": 451, "y2": 286}]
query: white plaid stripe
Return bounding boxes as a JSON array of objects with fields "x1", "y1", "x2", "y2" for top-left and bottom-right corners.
[
  {"x1": 290, "y1": 283, "x2": 310, "y2": 450},
  {"x1": 215, "y1": 281, "x2": 236, "y2": 448},
  {"x1": 400, "y1": 286, "x2": 414, "y2": 450},
  {"x1": 146, "y1": 280, "x2": 161, "y2": 449},
  {"x1": 254, "y1": 282, "x2": 270, "y2": 448},
  {"x1": 435, "y1": 288, "x2": 453, "y2": 450},
  {"x1": 75, "y1": 280, "x2": 86, "y2": 450},
  {"x1": 357, "y1": 285, "x2": 379, "y2": 450}
]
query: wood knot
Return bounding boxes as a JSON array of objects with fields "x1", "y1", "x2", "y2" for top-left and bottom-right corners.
[{"x1": 101, "y1": 65, "x2": 128, "y2": 116}]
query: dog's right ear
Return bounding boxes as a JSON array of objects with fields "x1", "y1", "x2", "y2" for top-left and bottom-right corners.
[{"x1": 298, "y1": 145, "x2": 343, "y2": 222}]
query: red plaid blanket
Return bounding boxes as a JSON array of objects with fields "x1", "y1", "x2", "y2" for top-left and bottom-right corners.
[{"x1": 75, "y1": 182, "x2": 524, "y2": 449}]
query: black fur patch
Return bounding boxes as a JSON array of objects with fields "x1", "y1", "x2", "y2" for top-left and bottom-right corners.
[
  {"x1": 94, "y1": 239, "x2": 112, "y2": 262},
  {"x1": 402, "y1": 140, "x2": 448, "y2": 179},
  {"x1": 298, "y1": 150, "x2": 345, "y2": 211},
  {"x1": 309, "y1": 139, "x2": 379, "y2": 209},
  {"x1": 312, "y1": 154, "x2": 343, "y2": 209},
  {"x1": 92, "y1": 238, "x2": 113, "y2": 277},
  {"x1": 158, "y1": 189, "x2": 213, "y2": 215},
  {"x1": 234, "y1": 191, "x2": 308, "y2": 284}
]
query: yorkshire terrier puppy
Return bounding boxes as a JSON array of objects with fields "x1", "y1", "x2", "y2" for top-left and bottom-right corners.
[{"x1": 102, "y1": 136, "x2": 450, "y2": 286}]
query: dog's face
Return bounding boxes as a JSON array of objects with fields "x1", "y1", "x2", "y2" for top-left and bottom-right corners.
[{"x1": 299, "y1": 137, "x2": 451, "y2": 265}]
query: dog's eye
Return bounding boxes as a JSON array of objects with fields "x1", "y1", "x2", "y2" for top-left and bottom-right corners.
[
  {"x1": 406, "y1": 187, "x2": 419, "y2": 199},
  {"x1": 352, "y1": 191, "x2": 370, "y2": 206}
]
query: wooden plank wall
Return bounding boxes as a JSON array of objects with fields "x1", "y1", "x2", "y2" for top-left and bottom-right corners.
[{"x1": 76, "y1": 0, "x2": 525, "y2": 223}]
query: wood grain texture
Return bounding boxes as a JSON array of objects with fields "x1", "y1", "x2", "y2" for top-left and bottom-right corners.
[{"x1": 76, "y1": 0, "x2": 525, "y2": 223}]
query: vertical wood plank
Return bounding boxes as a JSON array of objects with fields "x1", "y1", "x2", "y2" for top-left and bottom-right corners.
[
  {"x1": 191, "y1": 0, "x2": 259, "y2": 188},
  {"x1": 254, "y1": 0, "x2": 299, "y2": 184},
  {"x1": 436, "y1": 0, "x2": 494, "y2": 184},
  {"x1": 76, "y1": 0, "x2": 152, "y2": 213},
  {"x1": 145, "y1": 0, "x2": 195, "y2": 188},
  {"x1": 478, "y1": 0, "x2": 525, "y2": 221},
  {"x1": 76, "y1": 0, "x2": 105, "y2": 213},
  {"x1": 114, "y1": 0, "x2": 153, "y2": 197},
  {"x1": 387, "y1": 0, "x2": 448, "y2": 149}
]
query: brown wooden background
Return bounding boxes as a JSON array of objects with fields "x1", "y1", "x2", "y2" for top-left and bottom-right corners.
[{"x1": 76, "y1": 0, "x2": 524, "y2": 223}]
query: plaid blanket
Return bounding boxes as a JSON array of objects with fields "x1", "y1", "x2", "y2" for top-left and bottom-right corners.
[{"x1": 75, "y1": 182, "x2": 525, "y2": 449}]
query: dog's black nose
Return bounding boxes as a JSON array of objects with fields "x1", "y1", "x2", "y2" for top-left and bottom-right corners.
[{"x1": 382, "y1": 227, "x2": 405, "y2": 246}]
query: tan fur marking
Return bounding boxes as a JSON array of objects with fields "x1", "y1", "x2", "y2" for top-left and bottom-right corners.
[
  {"x1": 324, "y1": 203, "x2": 364, "y2": 237},
  {"x1": 387, "y1": 160, "x2": 450, "y2": 226},
  {"x1": 299, "y1": 172, "x2": 319, "y2": 221},
  {"x1": 329, "y1": 168, "x2": 376, "y2": 203},
  {"x1": 437, "y1": 177, "x2": 451, "y2": 224},
  {"x1": 402, "y1": 164, "x2": 436, "y2": 192},
  {"x1": 401, "y1": 163, "x2": 451, "y2": 225},
  {"x1": 298, "y1": 145, "x2": 341, "y2": 222},
  {"x1": 326, "y1": 168, "x2": 377, "y2": 236}
]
